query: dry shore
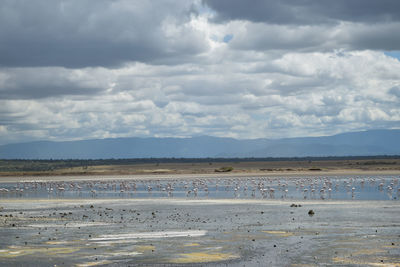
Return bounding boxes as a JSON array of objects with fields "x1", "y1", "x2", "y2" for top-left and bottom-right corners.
[{"x1": 1, "y1": 158, "x2": 400, "y2": 182}]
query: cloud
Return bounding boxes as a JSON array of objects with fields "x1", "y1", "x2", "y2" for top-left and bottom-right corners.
[
  {"x1": 1, "y1": 49, "x2": 400, "y2": 145},
  {"x1": 389, "y1": 86, "x2": 400, "y2": 98},
  {"x1": 214, "y1": 20, "x2": 400, "y2": 53},
  {"x1": 0, "y1": 0, "x2": 208, "y2": 68},
  {"x1": 203, "y1": 0, "x2": 400, "y2": 25},
  {"x1": 0, "y1": 67, "x2": 111, "y2": 99},
  {"x1": 203, "y1": 1, "x2": 400, "y2": 52}
]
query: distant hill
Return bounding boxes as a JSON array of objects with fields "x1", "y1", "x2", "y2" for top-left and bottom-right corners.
[{"x1": 0, "y1": 129, "x2": 399, "y2": 159}]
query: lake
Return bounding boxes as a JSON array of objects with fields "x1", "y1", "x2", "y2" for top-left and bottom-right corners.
[{"x1": 1, "y1": 175, "x2": 399, "y2": 201}]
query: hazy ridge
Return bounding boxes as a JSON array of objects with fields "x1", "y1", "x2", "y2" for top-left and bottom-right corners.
[{"x1": 0, "y1": 129, "x2": 399, "y2": 159}]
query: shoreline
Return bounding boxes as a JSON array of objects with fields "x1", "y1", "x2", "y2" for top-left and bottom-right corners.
[{"x1": 0, "y1": 197, "x2": 397, "y2": 204}]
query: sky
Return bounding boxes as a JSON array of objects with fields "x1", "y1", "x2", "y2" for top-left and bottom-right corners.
[{"x1": 1, "y1": 0, "x2": 400, "y2": 145}]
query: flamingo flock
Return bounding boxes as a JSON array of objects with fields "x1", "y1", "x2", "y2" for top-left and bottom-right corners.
[{"x1": 0, "y1": 176, "x2": 399, "y2": 200}]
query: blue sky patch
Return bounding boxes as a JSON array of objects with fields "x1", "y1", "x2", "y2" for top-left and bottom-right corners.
[
  {"x1": 223, "y1": 34, "x2": 233, "y2": 43},
  {"x1": 384, "y1": 51, "x2": 400, "y2": 61}
]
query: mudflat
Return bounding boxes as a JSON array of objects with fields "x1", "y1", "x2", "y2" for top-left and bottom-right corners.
[{"x1": 0, "y1": 198, "x2": 399, "y2": 266}]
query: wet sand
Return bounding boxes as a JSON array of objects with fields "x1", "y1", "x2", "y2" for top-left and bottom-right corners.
[{"x1": 1, "y1": 198, "x2": 400, "y2": 266}]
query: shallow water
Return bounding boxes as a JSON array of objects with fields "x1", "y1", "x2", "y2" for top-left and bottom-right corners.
[{"x1": 0, "y1": 175, "x2": 399, "y2": 200}]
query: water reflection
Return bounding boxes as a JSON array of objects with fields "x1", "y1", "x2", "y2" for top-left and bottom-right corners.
[{"x1": 0, "y1": 175, "x2": 399, "y2": 200}]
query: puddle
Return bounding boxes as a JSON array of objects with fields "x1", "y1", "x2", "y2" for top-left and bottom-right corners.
[
  {"x1": 90, "y1": 230, "x2": 207, "y2": 241},
  {"x1": 26, "y1": 222, "x2": 110, "y2": 228},
  {"x1": 75, "y1": 260, "x2": 112, "y2": 267},
  {"x1": 332, "y1": 256, "x2": 399, "y2": 266},
  {"x1": 170, "y1": 252, "x2": 239, "y2": 263},
  {"x1": 0, "y1": 246, "x2": 81, "y2": 258},
  {"x1": 136, "y1": 245, "x2": 155, "y2": 252},
  {"x1": 184, "y1": 243, "x2": 200, "y2": 247},
  {"x1": 262, "y1": 230, "x2": 294, "y2": 237}
]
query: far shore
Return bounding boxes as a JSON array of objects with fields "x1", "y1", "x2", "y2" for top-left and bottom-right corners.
[{"x1": 1, "y1": 157, "x2": 400, "y2": 182}]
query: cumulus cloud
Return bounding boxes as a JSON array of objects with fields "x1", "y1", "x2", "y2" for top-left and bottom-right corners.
[
  {"x1": 1, "y1": 49, "x2": 400, "y2": 144},
  {"x1": 211, "y1": 20, "x2": 400, "y2": 53},
  {"x1": 0, "y1": 0, "x2": 208, "y2": 68},
  {"x1": 204, "y1": 0, "x2": 400, "y2": 52},
  {"x1": 203, "y1": 0, "x2": 400, "y2": 25},
  {"x1": 0, "y1": 67, "x2": 111, "y2": 99}
]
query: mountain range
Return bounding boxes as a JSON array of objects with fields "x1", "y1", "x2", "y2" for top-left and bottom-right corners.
[{"x1": 0, "y1": 129, "x2": 399, "y2": 159}]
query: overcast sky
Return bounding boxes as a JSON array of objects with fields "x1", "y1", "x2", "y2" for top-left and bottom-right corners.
[{"x1": 1, "y1": 0, "x2": 400, "y2": 145}]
